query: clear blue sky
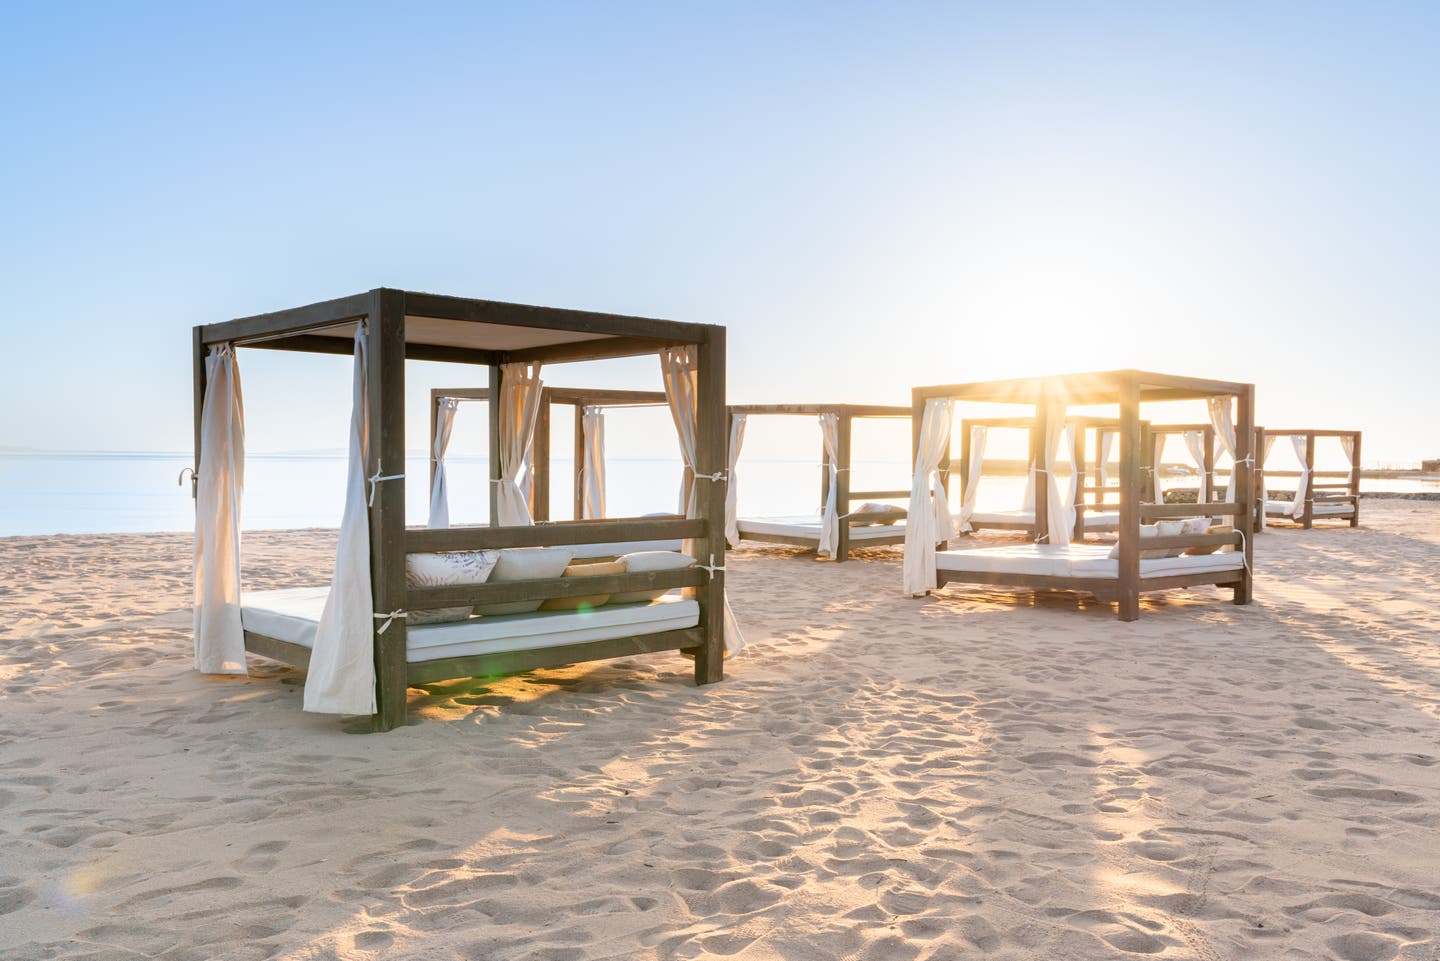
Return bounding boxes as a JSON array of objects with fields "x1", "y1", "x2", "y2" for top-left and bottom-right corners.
[{"x1": 2, "y1": 2, "x2": 1436, "y2": 465}]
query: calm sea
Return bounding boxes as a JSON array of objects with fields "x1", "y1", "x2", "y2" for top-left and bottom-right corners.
[{"x1": 1, "y1": 453, "x2": 1434, "y2": 538}]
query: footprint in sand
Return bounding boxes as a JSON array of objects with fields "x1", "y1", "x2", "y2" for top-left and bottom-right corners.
[{"x1": 232, "y1": 839, "x2": 289, "y2": 874}]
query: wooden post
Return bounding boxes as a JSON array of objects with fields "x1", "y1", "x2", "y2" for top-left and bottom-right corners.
[
  {"x1": 1203, "y1": 425, "x2": 1216, "y2": 507},
  {"x1": 531, "y1": 400, "x2": 551, "y2": 522},
  {"x1": 487, "y1": 364, "x2": 501, "y2": 526},
  {"x1": 1349, "y1": 431, "x2": 1362, "y2": 527},
  {"x1": 191, "y1": 327, "x2": 206, "y2": 500},
  {"x1": 1072, "y1": 424, "x2": 1087, "y2": 541},
  {"x1": 1032, "y1": 405, "x2": 1049, "y2": 543},
  {"x1": 692, "y1": 328, "x2": 726, "y2": 685},
  {"x1": 1254, "y1": 427, "x2": 1267, "y2": 533},
  {"x1": 370, "y1": 290, "x2": 408, "y2": 731},
  {"x1": 836, "y1": 410, "x2": 853, "y2": 561},
  {"x1": 1117, "y1": 376, "x2": 1141, "y2": 621},
  {"x1": 1302, "y1": 432, "x2": 1316, "y2": 530},
  {"x1": 1233, "y1": 387, "x2": 1254, "y2": 604},
  {"x1": 957, "y1": 420, "x2": 972, "y2": 534}
]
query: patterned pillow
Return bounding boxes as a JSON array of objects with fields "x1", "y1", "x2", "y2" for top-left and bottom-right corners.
[
  {"x1": 1184, "y1": 524, "x2": 1233, "y2": 556},
  {"x1": 405, "y1": 550, "x2": 499, "y2": 624}
]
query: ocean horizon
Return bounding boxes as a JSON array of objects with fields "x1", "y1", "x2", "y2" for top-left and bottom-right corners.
[{"x1": 2, "y1": 450, "x2": 1434, "y2": 538}]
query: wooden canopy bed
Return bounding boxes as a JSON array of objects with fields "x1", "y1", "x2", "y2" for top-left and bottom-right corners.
[
  {"x1": 1256, "y1": 428, "x2": 1362, "y2": 528},
  {"x1": 727, "y1": 403, "x2": 912, "y2": 561},
  {"x1": 192, "y1": 288, "x2": 732, "y2": 731},
  {"x1": 956, "y1": 414, "x2": 1145, "y2": 540},
  {"x1": 905, "y1": 371, "x2": 1255, "y2": 621}
]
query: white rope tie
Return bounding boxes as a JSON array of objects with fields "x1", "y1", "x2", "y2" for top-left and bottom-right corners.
[
  {"x1": 698, "y1": 554, "x2": 725, "y2": 575},
  {"x1": 695, "y1": 470, "x2": 728, "y2": 482},
  {"x1": 374, "y1": 610, "x2": 407, "y2": 634},
  {"x1": 368, "y1": 465, "x2": 404, "y2": 506}
]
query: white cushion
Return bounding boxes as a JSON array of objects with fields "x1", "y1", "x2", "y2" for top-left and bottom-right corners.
[
  {"x1": 737, "y1": 516, "x2": 908, "y2": 542},
  {"x1": 405, "y1": 550, "x2": 499, "y2": 624},
  {"x1": 612, "y1": 550, "x2": 696, "y2": 604},
  {"x1": 1107, "y1": 520, "x2": 1185, "y2": 560},
  {"x1": 241, "y1": 588, "x2": 699, "y2": 663},
  {"x1": 475, "y1": 546, "x2": 575, "y2": 616},
  {"x1": 936, "y1": 543, "x2": 1243, "y2": 580}
]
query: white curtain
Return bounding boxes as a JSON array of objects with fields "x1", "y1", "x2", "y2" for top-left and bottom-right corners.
[
  {"x1": 1042, "y1": 413, "x2": 1075, "y2": 545},
  {"x1": 659, "y1": 347, "x2": 701, "y2": 517},
  {"x1": 497, "y1": 362, "x2": 544, "y2": 526},
  {"x1": 904, "y1": 398, "x2": 955, "y2": 596},
  {"x1": 1207, "y1": 396, "x2": 1239, "y2": 505},
  {"x1": 1260, "y1": 433, "x2": 1278, "y2": 530},
  {"x1": 958, "y1": 425, "x2": 987, "y2": 533},
  {"x1": 1182, "y1": 430, "x2": 1208, "y2": 506},
  {"x1": 1340, "y1": 434, "x2": 1356, "y2": 467},
  {"x1": 1153, "y1": 433, "x2": 1167, "y2": 505},
  {"x1": 581, "y1": 406, "x2": 606, "y2": 520},
  {"x1": 194, "y1": 344, "x2": 247, "y2": 675},
  {"x1": 1288, "y1": 434, "x2": 1310, "y2": 518},
  {"x1": 1021, "y1": 461, "x2": 1036, "y2": 512},
  {"x1": 658, "y1": 347, "x2": 744, "y2": 653},
  {"x1": 724, "y1": 414, "x2": 746, "y2": 546},
  {"x1": 817, "y1": 413, "x2": 841, "y2": 557},
  {"x1": 1099, "y1": 429, "x2": 1116, "y2": 488},
  {"x1": 428, "y1": 397, "x2": 459, "y2": 529},
  {"x1": 304, "y1": 327, "x2": 377, "y2": 716}
]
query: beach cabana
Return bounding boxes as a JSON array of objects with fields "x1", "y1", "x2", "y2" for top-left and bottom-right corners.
[
  {"x1": 192, "y1": 288, "x2": 735, "y2": 731},
  {"x1": 906, "y1": 371, "x2": 1255, "y2": 621},
  {"x1": 1143, "y1": 423, "x2": 1218, "y2": 507},
  {"x1": 727, "y1": 403, "x2": 912, "y2": 561},
  {"x1": 427, "y1": 385, "x2": 683, "y2": 554},
  {"x1": 956, "y1": 415, "x2": 1138, "y2": 540},
  {"x1": 1256, "y1": 428, "x2": 1362, "y2": 528}
]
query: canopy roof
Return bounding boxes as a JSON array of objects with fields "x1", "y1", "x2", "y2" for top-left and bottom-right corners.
[
  {"x1": 197, "y1": 288, "x2": 713, "y2": 365},
  {"x1": 914, "y1": 370, "x2": 1251, "y2": 406}
]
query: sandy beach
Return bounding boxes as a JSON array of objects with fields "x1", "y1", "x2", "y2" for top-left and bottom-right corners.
[{"x1": 2, "y1": 500, "x2": 1438, "y2": 960}]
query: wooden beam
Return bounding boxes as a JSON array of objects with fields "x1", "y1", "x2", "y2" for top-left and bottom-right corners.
[
  {"x1": 200, "y1": 291, "x2": 373, "y2": 345},
  {"x1": 405, "y1": 628, "x2": 703, "y2": 686},
  {"x1": 532, "y1": 400, "x2": 551, "y2": 522},
  {"x1": 403, "y1": 290, "x2": 712, "y2": 343},
  {"x1": 836, "y1": 411, "x2": 852, "y2": 561},
  {"x1": 406, "y1": 517, "x2": 702, "y2": 552},
  {"x1": 504, "y1": 336, "x2": 674, "y2": 365},
  {"x1": 488, "y1": 363, "x2": 501, "y2": 525}
]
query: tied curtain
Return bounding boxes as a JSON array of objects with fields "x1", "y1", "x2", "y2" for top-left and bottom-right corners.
[
  {"x1": 304, "y1": 327, "x2": 377, "y2": 715},
  {"x1": 1207, "y1": 397, "x2": 1240, "y2": 523},
  {"x1": 428, "y1": 397, "x2": 460, "y2": 529},
  {"x1": 1042, "y1": 411, "x2": 1076, "y2": 546},
  {"x1": 1182, "y1": 431, "x2": 1209, "y2": 507},
  {"x1": 1340, "y1": 434, "x2": 1357, "y2": 467},
  {"x1": 659, "y1": 347, "x2": 701, "y2": 517},
  {"x1": 657, "y1": 347, "x2": 745, "y2": 653},
  {"x1": 581, "y1": 406, "x2": 606, "y2": 520},
  {"x1": 904, "y1": 398, "x2": 956, "y2": 596},
  {"x1": 817, "y1": 413, "x2": 841, "y2": 557},
  {"x1": 194, "y1": 344, "x2": 247, "y2": 675},
  {"x1": 1288, "y1": 435, "x2": 1310, "y2": 518},
  {"x1": 497, "y1": 362, "x2": 544, "y2": 526},
  {"x1": 958, "y1": 425, "x2": 987, "y2": 533},
  {"x1": 1259, "y1": 433, "x2": 1278, "y2": 530},
  {"x1": 1098, "y1": 429, "x2": 1116, "y2": 488},
  {"x1": 724, "y1": 414, "x2": 746, "y2": 546},
  {"x1": 1153, "y1": 433, "x2": 1168, "y2": 505}
]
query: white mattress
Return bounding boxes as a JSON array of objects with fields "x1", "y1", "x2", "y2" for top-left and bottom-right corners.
[
  {"x1": 737, "y1": 515, "x2": 907, "y2": 542},
  {"x1": 569, "y1": 538, "x2": 684, "y2": 558},
  {"x1": 241, "y1": 588, "x2": 699, "y2": 663},
  {"x1": 969, "y1": 509, "x2": 1120, "y2": 529},
  {"x1": 1264, "y1": 501, "x2": 1354, "y2": 517},
  {"x1": 936, "y1": 543, "x2": 1244, "y2": 580}
]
